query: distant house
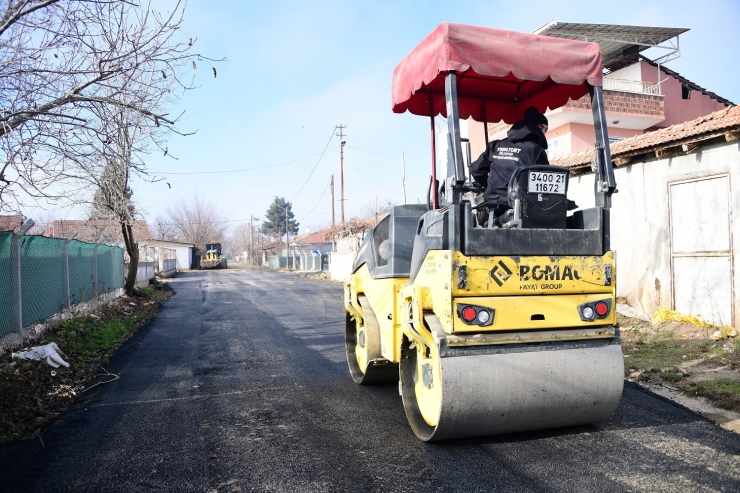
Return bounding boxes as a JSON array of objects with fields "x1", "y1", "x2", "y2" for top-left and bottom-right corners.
[
  {"x1": 146, "y1": 239, "x2": 195, "y2": 271},
  {"x1": 0, "y1": 215, "x2": 24, "y2": 232},
  {"x1": 292, "y1": 228, "x2": 334, "y2": 254}
]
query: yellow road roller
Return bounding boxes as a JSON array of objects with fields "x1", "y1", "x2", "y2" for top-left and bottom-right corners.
[{"x1": 344, "y1": 23, "x2": 623, "y2": 441}]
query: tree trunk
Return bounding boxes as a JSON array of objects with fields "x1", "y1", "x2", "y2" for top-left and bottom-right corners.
[{"x1": 121, "y1": 222, "x2": 139, "y2": 296}]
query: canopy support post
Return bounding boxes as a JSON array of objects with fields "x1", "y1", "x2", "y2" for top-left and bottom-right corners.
[
  {"x1": 589, "y1": 84, "x2": 617, "y2": 209},
  {"x1": 482, "y1": 101, "x2": 489, "y2": 145},
  {"x1": 429, "y1": 98, "x2": 438, "y2": 210},
  {"x1": 444, "y1": 72, "x2": 465, "y2": 205}
]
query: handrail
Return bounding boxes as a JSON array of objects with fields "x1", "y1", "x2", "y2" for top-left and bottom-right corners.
[{"x1": 603, "y1": 77, "x2": 661, "y2": 96}]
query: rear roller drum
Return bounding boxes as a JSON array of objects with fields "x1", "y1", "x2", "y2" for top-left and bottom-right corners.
[
  {"x1": 400, "y1": 313, "x2": 624, "y2": 441},
  {"x1": 345, "y1": 295, "x2": 397, "y2": 384}
]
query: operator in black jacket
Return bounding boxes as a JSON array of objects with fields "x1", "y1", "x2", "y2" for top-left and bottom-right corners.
[{"x1": 470, "y1": 106, "x2": 550, "y2": 217}]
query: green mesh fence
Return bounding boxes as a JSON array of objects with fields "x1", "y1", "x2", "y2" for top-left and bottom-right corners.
[{"x1": 0, "y1": 232, "x2": 124, "y2": 346}]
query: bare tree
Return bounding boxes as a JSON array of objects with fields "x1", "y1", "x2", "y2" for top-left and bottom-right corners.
[
  {"x1": 358, "y1": 198, "x2": 393, "y2": 224},
  {"x1": 230, "y1": 221, "x2": 254, "y2": 260},
  {"x1": 166, "y1": 196, "x2": 229, "y2": 252},
  {"x1": 0, "y1": 0, "x2": 221, "y2": 211},
  {"x1": 85, "y1": 104, "x2": 147, "y2": 295},
  {"x1": 27, "y1": 209, "x2": 60, "y2": 236},
  {"x1": 152, "y1": 214, "x2": 176, "y2": 241}
]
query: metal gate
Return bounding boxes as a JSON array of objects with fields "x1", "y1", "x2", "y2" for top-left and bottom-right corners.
[{"x1": 669, "y1": 174, "x2": 734, "y2": 327}]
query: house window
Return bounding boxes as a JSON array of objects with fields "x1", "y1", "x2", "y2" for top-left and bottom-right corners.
[
  {"x1": 682, "y1": 84, "x2": 692, "y2": 100},
  {"x1": 547, "y1": 134, "x2": 571, "y2": 159}
]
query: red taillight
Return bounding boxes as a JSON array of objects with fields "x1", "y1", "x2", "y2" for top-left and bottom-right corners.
[
  {"x1": 595, "y1": 301, "x2": 608, "y2": 317},
  {"x1": 461, "y1": 306, "x2": 477, "y2": 322}
]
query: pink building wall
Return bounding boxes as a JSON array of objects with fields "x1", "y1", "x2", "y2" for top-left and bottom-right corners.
[
  {"x1": 469, "y1": 120, "x2": 646, "y2": 157},
  {"x1": 549, "y1": 122, "x2": 644, "y2": 154},
  {"x1": 639, "y1": 61, "x2": 728, "y2": 129}
]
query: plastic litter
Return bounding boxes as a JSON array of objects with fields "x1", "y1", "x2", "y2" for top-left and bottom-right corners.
[
  {"x1": 652, "y1": 307, "x2": 713, "y2": 328},
  {"x1": 710, "y1": 325, "x2": 738, "y2": 341},
  {"x1": 616, "y1": 303, "x2": 651, "y2": 323},
  {"x1": 12, "y1": 342, "x2": 70, "y2": 369}
]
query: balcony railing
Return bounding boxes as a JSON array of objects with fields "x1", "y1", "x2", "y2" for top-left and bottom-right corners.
[{"x1": 603, "y1": 77, "x2": 661, "y2": 96}]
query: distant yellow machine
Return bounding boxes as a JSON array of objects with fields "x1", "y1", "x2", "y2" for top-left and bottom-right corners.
[
  {"x1": 201, "y1": 242, "x2": 227, "y2": 269},
  {"x1": 343, "y1": 23, "x2": 623, "y2": 441}
]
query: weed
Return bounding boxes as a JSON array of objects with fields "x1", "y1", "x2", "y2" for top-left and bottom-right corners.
[
  {"x1": 697, "y1": 378, "x2": 740, "y2": 395},
  {"x1": 663, "y1": 371, "x2": 683, "y2": 383},
  {"x1": 138, "y1": 287, "x2": 156, "y2": 298}
]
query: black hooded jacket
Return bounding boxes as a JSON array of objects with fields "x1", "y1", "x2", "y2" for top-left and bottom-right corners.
[{"x1": 470, "y1": 120, "x2": 549, "y2": 206}]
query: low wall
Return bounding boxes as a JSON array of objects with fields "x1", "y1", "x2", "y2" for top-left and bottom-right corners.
[
  {"x1": 124, "y1": 261, "x2": 155, "y2": 289},
  {"x1": 329, "y1": 252, "x2": 355, "y2": 281},
  {"x1": 160, "y1": 258, "x2": 177, "y2": 278}
]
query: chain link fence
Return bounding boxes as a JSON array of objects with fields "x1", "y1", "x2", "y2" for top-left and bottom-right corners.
[{"x1": 0, "y1": 229, "x2": 125, "y2": 351}]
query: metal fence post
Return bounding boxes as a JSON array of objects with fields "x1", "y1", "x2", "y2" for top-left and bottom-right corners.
[
  {"x1": 62, "y1": 230, "x2": 78, "y2": 309},
  {"x1": 113, "y1": 241, "x2": 123, "y2": 290},
  {"x1": 11, "y1": 220, "x2": 35, "y2": 337},
  {"x1": 92, "y1": 236, "x2": 104, "y2": 298}
]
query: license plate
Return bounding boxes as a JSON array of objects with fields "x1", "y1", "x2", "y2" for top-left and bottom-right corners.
[{"x1": 528, "y1": 171, "x2": 566, "y2": 194}]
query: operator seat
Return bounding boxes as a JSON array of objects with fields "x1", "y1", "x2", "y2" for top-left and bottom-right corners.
[{"x1": 505, "y1": 165, "x2": 570, "y2": 229}]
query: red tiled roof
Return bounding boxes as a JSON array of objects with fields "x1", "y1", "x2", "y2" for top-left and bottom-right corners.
[
  {"x1": 52, "y1": 219, "x2": 152, "y2": 243},
  {"x1": 552, "y1": 105, "x2": 740, "y2": 172},
  {"x1": 0, "y1": 214, "x2": 24, "y2": 232},
  {"x1": 293, "y1": 228, "x2": 334, "y2": 245}
]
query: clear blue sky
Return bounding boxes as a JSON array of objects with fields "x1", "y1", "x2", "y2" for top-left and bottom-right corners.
[{"x1": 125, "y1": 0, "x2": 739, "y2": 234}]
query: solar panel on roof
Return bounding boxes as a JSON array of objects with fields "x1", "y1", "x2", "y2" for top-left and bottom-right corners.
[{"x1": 534, "y1": 22, "x2": 688, "y2": 70}]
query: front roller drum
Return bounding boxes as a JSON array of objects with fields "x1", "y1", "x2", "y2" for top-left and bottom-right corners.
[
  {"x1": 400, "y1": 322, "x2": 624, "y2": 440},
  {"x1": 345, "y1": 295, "x2": 398, "y2": 384}
]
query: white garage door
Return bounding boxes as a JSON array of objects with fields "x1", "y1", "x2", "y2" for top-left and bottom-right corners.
[{"x1": 669, "y1": 175, "x2": 733, "y2": 327}]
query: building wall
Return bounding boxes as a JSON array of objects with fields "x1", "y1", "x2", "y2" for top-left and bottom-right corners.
[
  {"x1": 640, "y1": 61, "x2": 728, "y2": 129},
  {"x1": 470, "y1": 119, "x2": 648, "y2": 159},
  {"x1": 547, "y1": 122, "x2": 644, "y2": 156},
  {"x1": 606, "y1": 63, "x2": 642, "y2": 82},
  {"x1": 567, "y1": 140, "x2": 739, "y2": 328},
  {"x1": 175, "y1": 247, "x2": 192, "y2": 272}
]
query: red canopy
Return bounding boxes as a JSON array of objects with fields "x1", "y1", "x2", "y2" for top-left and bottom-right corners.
[{"x1": 391, "y1": 23, "x2": 603, "y2": 124}]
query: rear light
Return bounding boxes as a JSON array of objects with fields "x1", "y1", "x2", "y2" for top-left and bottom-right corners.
[
  {"x1": 578, "y1": 299, "x2": 612, "y2": 322},
  {"x1": 595, "y1": 301, "x2": 608, "y2": 317},
  {"x1": 582, "y1": 306, "x2": 595, "y2": 320},
  {"x1": 461, "y1": 306, "x2": 477, "y2": 322},
  {"x1": 457, "y1": 304, "x2": 495, "y2": 326}
]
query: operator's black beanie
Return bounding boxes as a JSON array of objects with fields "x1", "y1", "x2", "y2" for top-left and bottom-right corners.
[{"x1": 523, "y1": 106, "x2": 548, "y2": 127}]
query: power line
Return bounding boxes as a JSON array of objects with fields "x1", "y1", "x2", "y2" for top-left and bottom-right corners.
[
  {"x1": 297, "y1": 181, "x2": 331, "y2": 221},
  {"x1": 149, "y1": 148, "x2": 337, "y2": 175},
  {"x1": 289, "y1": 129, "x2": 335, "y2": 201},
  {"x1": 344, "y1": 158, "x2": 404, "y2": 196}
]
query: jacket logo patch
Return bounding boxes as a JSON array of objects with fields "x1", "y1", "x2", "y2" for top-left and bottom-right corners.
[{"x1": 491, "y1": 261, "x2": 513, "y2": 287}]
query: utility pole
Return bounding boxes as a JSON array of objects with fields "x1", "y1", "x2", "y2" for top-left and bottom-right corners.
[
  {"x1": 274, "y1": 196, "x2": 279, "y2": 247},
  {"x1": 330, "y1": 174, "x2": 335, "y2": 229},
  {"x1": 336, "y1": 124, "x2": 347, "y2": 226},
  {"x1": 285, "y1": 211, "x2": 290, "y2": 271},
  {"x1": 250, "y1": 214, "x2": 259, "y2": 265},
  {"x1": 401, "y1": 151, "x2": 407, "y2": 204}
]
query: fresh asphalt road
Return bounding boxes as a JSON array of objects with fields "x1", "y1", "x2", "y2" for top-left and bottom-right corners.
[{"x1": 1, "y1": 269, "x2": 739, "y2": 493}]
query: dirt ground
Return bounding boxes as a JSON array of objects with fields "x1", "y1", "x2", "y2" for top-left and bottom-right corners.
[
  {"x1": 619, "y1": 313, "x2": 740, "y2": 414},
  {"x1": 0, "y1": 283, "x2": 171, "y2": 445}
]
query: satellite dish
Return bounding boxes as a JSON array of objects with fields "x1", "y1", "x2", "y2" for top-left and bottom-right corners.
[{"x1": 305, "y1": 227, "x2": 311, "y2": 235}]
